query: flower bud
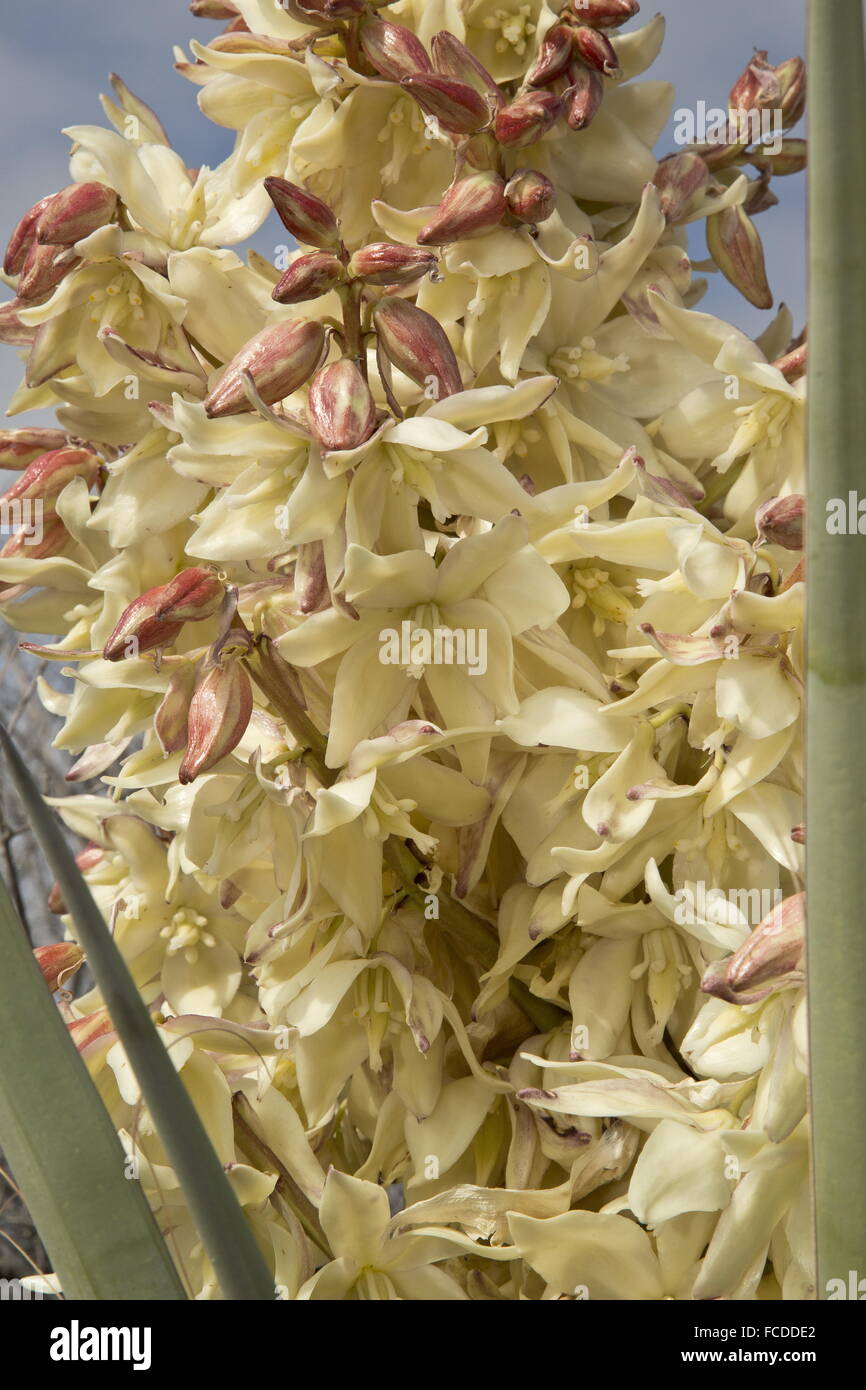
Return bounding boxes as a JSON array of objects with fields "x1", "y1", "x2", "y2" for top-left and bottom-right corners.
[
  {"x1": 153, "y1": 567, "x2": 226, "y2": 621},
  {"x1": 418, "y1": 171, "x2": 506, "y2": 245},
  {"x1": 179, "y1": 661, "x2": 254, "y2": 783},
  {"x1": 16, "y1": 241, "x2": 80, "y2": 301},
  {"x1": 264, "y1": 177, "x2": 341, "y2": 248},
  {"x1": 753, "y1": 138, "x2": 808, "y2": 177},
  {"x1": 34, "y1": 942, "x2": 85, "y2": 993},
  {"x1": 373, "y1": 296, "x2": 462, "y2": 399},
  {"x1": 774, "y1": 57, "x2": 807, "y2": 128},
  {"x1": 494, "y1": 90, "x2": 563, "y2": 148},
  {"x1": 103, "y1": 585, "x2": 189, "y2": 662},
  {"x1": 307, "y1": 359, "x2": 377, "y2": 451},
  {"x1": 155, "y1": 663, "x2": 198, "y2": 754},
  {"x1": 190, "y1": 0, "x2": 239, "y2": 15},
  {"x1": 773, "y1": 340, "x2": 807, "y2": 382},
  {"x1": 701, "y1": 892, "x2": 805, "y2": 1005},
  {"x1": 706, "y1": 204, "x2": 772, "y2": 309},
  {"x1": 272, "y1": 251, "x2": 345, "y2": 304},
  {"x1": 359, "y1": 15, "x2": 431, "y2": 81},
  {"x1": 653, "y1": 152, "x2": 710, "y2": 222},
  {"x1": 563, "y1": 65, "x2": 605, "y2": 129},
  {"x1": 347, "y1": 242, "x2": 437, "y2": 286},
  {"x1": 204, "y1": 318, "x2": 326, "y2": 417},
  {"x1": 0, "y1": 427, "x2": 68, "y2": 468},
  {"x1": 730, "y1": 52, "x2": 806, "y2": 130},
  {"x1": 0, "y1": 512, "x2": 76, "y2": 563},
  {"x1": 526, "y1": 25, "x2": 575, "y2": 86},
  {"x1": 505, "y1": 169, "x2": 556, "y2": 225},
  {"x1": 430, "y1": 32, "x2": 501, "y2": 102},
  {"x1": 68, "y1": 1008, "x2": 114, "y2": 1053},
  {"x1": 791, "y1": 823, "x2": 805, "y2": 845},
  {"x1": 571, "y1": 25, "x2": 621, "y2": 76},
  {"x1": 0, "y1": 300, "x2": 35, "y2": 346},
  {"x1": 755, "y1": 494, "x2": 804, "y2": 550},
  {"x1": 3, "y1": 195, "x2": 54, "y2": 275},
  {"x1": 35, "y1": 182, "x2": 118, "y2": 246},
  {"x1": 0, "y1": 447, "x2": 98, "y2": 507},
  {"x1": 567, "y1": 0, "x2": 640, "y2": 27},
  {"x1": 401, "y1": 74, "x2": 491, "y2": 135}
]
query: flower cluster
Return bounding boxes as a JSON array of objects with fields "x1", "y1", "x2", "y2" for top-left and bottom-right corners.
[{"x1": 0, "y1": 0, "x2": 807, "y2": 1300}]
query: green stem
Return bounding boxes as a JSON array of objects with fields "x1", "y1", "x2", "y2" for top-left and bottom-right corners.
[{"x1": 806, "y1": 0, "x2": 866, "y2": 1298}]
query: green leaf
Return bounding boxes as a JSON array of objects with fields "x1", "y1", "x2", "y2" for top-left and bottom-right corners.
[
  {"x1": 0, "y1": 869, "x2": 186, "y2": 1299},
  {"x1": 0, "y1": 721, "x2": 276, "y2": 1302},
  {"x1": 807, "y1": 0, "x2": 866, "y2": 1296}
]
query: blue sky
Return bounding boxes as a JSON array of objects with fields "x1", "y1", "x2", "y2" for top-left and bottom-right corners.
[{"x1": 0, "y1": 0, "x2": 807, "y2": 434}]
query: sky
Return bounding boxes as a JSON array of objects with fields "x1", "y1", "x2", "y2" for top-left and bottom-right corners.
[{"x1": 0, "y1": 0, "x2": 808, "y2": 439}]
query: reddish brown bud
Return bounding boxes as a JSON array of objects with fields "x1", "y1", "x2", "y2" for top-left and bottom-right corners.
[
  {"x1": 701, "y1": 892, "x2": 805, "y2": 1005},
  {"x1": 204, "y1": 318, "x2": 326, "y2": 417},
  {"x1": 653, "y1": 152, "x2": 710, "y2": 222},
  {"x1": 505, "y1": 169, "x2": 556, "y2": 225},
  {"x1": 347, "y1": 242, "x2": 438, "y2": 286},
  {"x1": 68, "y1": 1008, "x2": 114, "y2": 1053},
  {"x1": 272, "y1": 251, "x2": 345, "y2": 305},
  {"x1": 103, "y1": 587, "x2": 185, "y2": 662},
  {"x1": 0, "y1": 513, "x2": 76, "y2": 563},
  {"x1": 401, "y1": 74, "x2": 491, "y2": 135},
  {"x1": 307, "y1": 358, "x2": 377, "y2": 451},
  {"x1": 752, "y1": 138, "x2": 808, "y2": 177},
  {"x1": 418, "y1": 171, "x2": 506, "y2": 245},
  {"x1": 571, "y1": 25, "x2": 620, "y2": 76},
  {"x1": 755, "y1": 494, "x2": 804, "y2": 550},
  {"x1": 47, "y1": 845, "x2": 105, "y2": 915},
  {"x1": 791, "y1": 823, "x2": 805, "y2": 845},
  {"x1": 0, "y1": 447, "x2": 99, "y2": 507},
  {"x1": 564, "y1": 65, "x2": 604, "y2": 129},
  {"x1": 430, "y1": 31, "x2": 501, "y2": 101},
  {"x1": 706, "y1": 204, "x2": 773, "y2": 309},
  {"x1": 527, "y1": 25, "x2": 575, "y2": 86},
  {"x1": 373, "y1": 296, "x2": 462, "y2": 400},
  {"x1": 264, "y1": 177, "x2": 341, "y2": 248},
  {"x1": 774, "y1": 57, "x2": 807, "y2": 128},
  {"x1": 179, "y1": 661, "x2": 254, "y2": 783},
  {"x1": 154, "y1": 567, "x2": 226, "y2": 622},
  {"x1": 359, "y1": 15, "x2": 431, "y2": 82},
  {"x1": 16, "y1": 242, "x2": 80, "y2": 301},
  {"x1": 567, "y1": 0, "x2": 640, "y2": 27},
  {"x1": 0, "y1": 427, "x2": 68, "y2": 469},
  {"x1": 34, "y1": 942, "x2": 85, "y2": 993},
  {"x1": 731, "y1": 52, "x2": 806, "y2": 131},
  {"x1": 4, "y1": 195, "x2": 54, "y2": 275},
  {"x1": 155, "y1": 663, "x2": 198, "y2": 754},
  {"x1": 0, "y1": 299, "x2": 35, "y2": 346},
  {"x1": 494, "y1": 90, "x2": 563, "y2": 148},
  {"x1": 36, "y1": 182, "x2": 118, "y2": 246}
]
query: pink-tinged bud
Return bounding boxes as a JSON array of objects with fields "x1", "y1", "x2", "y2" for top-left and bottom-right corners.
[
  {"x1": 190, "y1": 0, "x2": 239, "y2": 15},
  {"x1": 0, "y1": 299, "x2": 35, "y2": 346},
  {"x1": 68, "y1": 1008, "x2": 114, "y2": 1053},
  {"x1": 204, "y1": 319, "x2": 326, "y2": 417},
  {"x1": 103, "y1": 588, "x2": 185, "y2": 662},
  {"x1": 791, "y1": 823, "x2": 805, "y2": 845},
  {"x1": 0, "y1": 427, "x2": 68, "y2": 468},
  {"x1": 16, "y1": 242, "x2": 80, "y2": 301},
  {"x1": 706, "y1": 204, "x2": 773, "y2": 310},
  {"x1": 701, "y1": 892, "x2": 805, "y2": 1005},
  {"x1": 731, "y1": 52, "x2": 805, "y2": 126},
  {"x1": 401, "y1": 74, "x2": 491, "y2": 135},
  {"x1": 494, "y1": 90, "x2": 563, "y2": 148},
  {"x1": 430, "y1": 31, "x2": 501, "y2": 102},
  {"x1": 653, "y1": 152, "x2": 710, "y2": 222},
  {"x1": 774, "y1": 57, "x2": 807, "y2": 128},
  {"x1": 373, "y1": 296, "x2": 462, "y2": 399},
  {"x1": 154, "y1": 567, "x2": 225, "y2": 622},
  {"x1": 48, "y1": 844, "x2": 105, "y2": 914},
  {"x1": 755, "y1": 494, "x2": 804, "y2": 550},
  {"x1": 272, "y1": 251, "x2": 345, "y2": 304},
  {"x1": 0, "y1": 447, "x2": 99, "y2": 507},
  {"x1": 505, "y1": 169, "x2": 556, "y2": 224},
  {"x1": 742, "y1": 171, "x2": 778, "y2": 216},
  {"x1": 36, "y1": 182, "x2": 117, "y2": 246},
  {"x1": 264, "y1": 177, "x2": 341, "y2": 249},
  {"x1": 564, "y1": 65, "x2": 604, "y2": 129},
  {"x1": 155, "y1": 663, "x2": 197, "y2": 754},
  {"x1": 567, "y1": 0, "x2": 640, "y2": 27},
  {"x1": 347, "y1": 242, "x2": 438, "y2": 286},
  {"x1": 0, "y1": 513, "x2": 75, "y2": 563},
  {"x1": 303, "y1": 0, "x2": 364, "y2": 16},
  {"x1": 527, "y1": 25, "x2": 575, "y2": 86},
  {"x1": 752, "y1": 138, "x2": 807, "y2": 178},
  {"x1": 773, "y1": 340, "x2": 807, "y2": 382},
  {"x1": 179, "y1": 661, "x2": 254, "y2": 783},
  {"x1": 359, "y1": 15, "x2": 431, "y2": 82},
  {"x1": 571, "y1": 25, "x2": 620, "y2": 76},
  {"x1": 3, "y1": 195, "x2": 54, "y2": 275},
  {"x1": 34, "y1": 942, "x2": 85, "y2": 993},
  {"x1": 417, "y1": 171, "x2": 506, "y2": 245},
  {"x1": 307, "y1": 358, "x2": 377, "y2": 451}
]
